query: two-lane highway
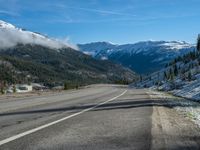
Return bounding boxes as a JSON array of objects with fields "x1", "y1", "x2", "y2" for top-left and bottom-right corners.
[{"x1": 0, "y1": 84, "x2": 200, "y2": 150}]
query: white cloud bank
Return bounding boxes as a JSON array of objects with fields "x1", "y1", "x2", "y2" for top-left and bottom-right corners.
[{"x1": 0, "y1": 20, "x2": 78, "y2": 50}]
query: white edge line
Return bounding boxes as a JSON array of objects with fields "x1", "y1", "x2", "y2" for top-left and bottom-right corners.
[{"x1": 0, "y1": 90, "x2": 127, "y2": 146}]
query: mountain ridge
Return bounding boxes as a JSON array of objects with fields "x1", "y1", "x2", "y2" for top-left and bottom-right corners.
[
  {"x1": 0, "y1": 20, "x2": 137, "y2": 87},
  {"x1": 78, "y1": 41, "x2": 195, "y2": 74}
]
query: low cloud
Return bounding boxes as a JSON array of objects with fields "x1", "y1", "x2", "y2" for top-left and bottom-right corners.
[
  {"x1": 58, "y1": 36, "x2": 79, "y2": 50},
  {"x1": 0, "y1": 22, "x2": 77, "y2": 50},
  {"x1": 0, "y1": 10, "x2": 19, "y2": 16},
  {"x1": 62, "y1": 6, "x2": 136, "y2": 17}
]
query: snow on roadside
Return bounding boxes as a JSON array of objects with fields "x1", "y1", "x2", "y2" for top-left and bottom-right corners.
[
  {"x1": 172, "y1": 79, "x2": 200, "y2": 101},
  {"x1": 147, "y1": 89, "x2": 200, "y2": 127}
]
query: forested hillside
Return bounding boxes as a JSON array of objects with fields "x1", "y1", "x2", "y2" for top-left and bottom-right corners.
[
  {"x1": 0, "y1": 44, "x2": 137, "y2": 88},
  {"x1": 136, "y1": 35, "x2": 200, "y2": 100}
]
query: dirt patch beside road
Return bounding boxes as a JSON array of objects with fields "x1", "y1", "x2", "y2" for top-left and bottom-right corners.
[
  {"x1": 148, "y1": 90, "x2": 200, "y2": 150},
  {"x1": 152, "y1": 106, "x2": 200, "y2": 149}
]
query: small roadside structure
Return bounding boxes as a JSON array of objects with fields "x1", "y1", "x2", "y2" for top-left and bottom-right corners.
[
  {"x1": 6, "y1": 84, "x2": 33, "y2": 93},
  {"x1": 31, "y1": 83, "x2": 47, "y2": 91},
  {"x1": 52, "y1": 86, "x2": 63, "y2": 90},
  {"x1": 15, "y1": 84, "x2": 33, "y2": 93}
]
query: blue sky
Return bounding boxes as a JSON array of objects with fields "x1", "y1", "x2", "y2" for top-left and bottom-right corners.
[{"x1": 0, "y1": 0, "x2": 200, "y2": 44}]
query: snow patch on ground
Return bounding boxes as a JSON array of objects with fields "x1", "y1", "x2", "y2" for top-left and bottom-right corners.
[
  {"x1": 172, "y1": 79, "x2": 200, "y2": 101},
  {"x1": 148, "y1": 89, "x2": 200, "y2": 127}
]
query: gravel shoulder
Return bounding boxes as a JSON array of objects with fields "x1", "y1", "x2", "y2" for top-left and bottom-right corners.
[{"x1": 148, "y1": 90, "x2": 200, "y2": 150}]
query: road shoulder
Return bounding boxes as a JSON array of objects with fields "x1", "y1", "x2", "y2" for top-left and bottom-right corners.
[{"x1": 148, "y1": 90, "x2": 200, "y2": 149}]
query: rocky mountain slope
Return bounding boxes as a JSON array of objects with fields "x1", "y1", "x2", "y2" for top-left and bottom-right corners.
[
  {"x1": 78, "y1": 41, "x2": 195, "y2": 74},
  {"x1": 135, "y1": 47, "x2": 200, "y2": 101}
]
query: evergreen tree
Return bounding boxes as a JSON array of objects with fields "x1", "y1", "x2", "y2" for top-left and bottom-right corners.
[
  {"x1": 64, "y1": 82, "x2": 68, "y2": 90},
  {"x1": 174, "y1": 64, "x2": 178, "y2": 76},
  {"x1": 0, "y1": 87, "x2": 4, "y2": 94},
  {"x1": 197, "y1": 34, "x2": 200, "y2": 52},
  {"x1": 198, "y1": 58, "x2": 200, "y2": 65},
  {"x1": 0, "y1": 83, "x2": 5, "y2": 94},
  {"x1": 140, "y1": 75, "x2": 143, "y2": 82},
  {"x1": 188, "y1": 72, "x2": 192, "y2": 81},
  {"x1": 164, "y1": 71, "x2": 167, "y2": 80},
  {"x1": 149, "y1": 76, "x2": 152, "y2": 81},
  {"x1": 169, "y1": 68, "x2": 174, "y2": 80}
]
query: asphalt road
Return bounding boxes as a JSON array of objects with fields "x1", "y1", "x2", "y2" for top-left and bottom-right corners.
[{"x1": 0, "y1": 84, "x2": 199, "y2": 150}]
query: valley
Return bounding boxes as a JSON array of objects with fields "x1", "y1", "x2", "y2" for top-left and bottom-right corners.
[
  {"x1": 0, "y1": 20, "x2": 137, "y2": 92},
  {"x1": 78, "y1": 41, "x2": 195, "y2": 74},
  {"x1": 0, "y1": 0, "x2": 200, "y2": 148}
]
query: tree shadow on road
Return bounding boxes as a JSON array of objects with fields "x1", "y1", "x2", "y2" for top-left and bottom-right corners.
[{"x1": 0, "y1": 97, "x2": 198, "y2": 117}]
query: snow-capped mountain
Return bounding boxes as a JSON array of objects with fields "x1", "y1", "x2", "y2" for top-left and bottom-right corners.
[
  {"x1": 0, "y1": 20, "x2": 76, "y2": 49},
  {"x1": 79, "y1": 41, "x2": 117, "y2": 56},
  {"x1": 78, "y1": 41, "x2": 195, "y2": 74},
  {"x1": 0, "y1": 20, "x2": 137, "y2": 86}
]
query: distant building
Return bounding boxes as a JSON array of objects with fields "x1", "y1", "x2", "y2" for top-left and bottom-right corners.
[
  {"x1": 6, "y1": 83, "x2": 49, "y2": 94},
  {"x1": 52, "y1": 86, "x2": 63, "y2": 90},
  {"x1": 16, "y1": 84, "x2": 33, "y2": 93},
  {"x1": 31, "y1": 83, "x2": 47, "y2": 91}
]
